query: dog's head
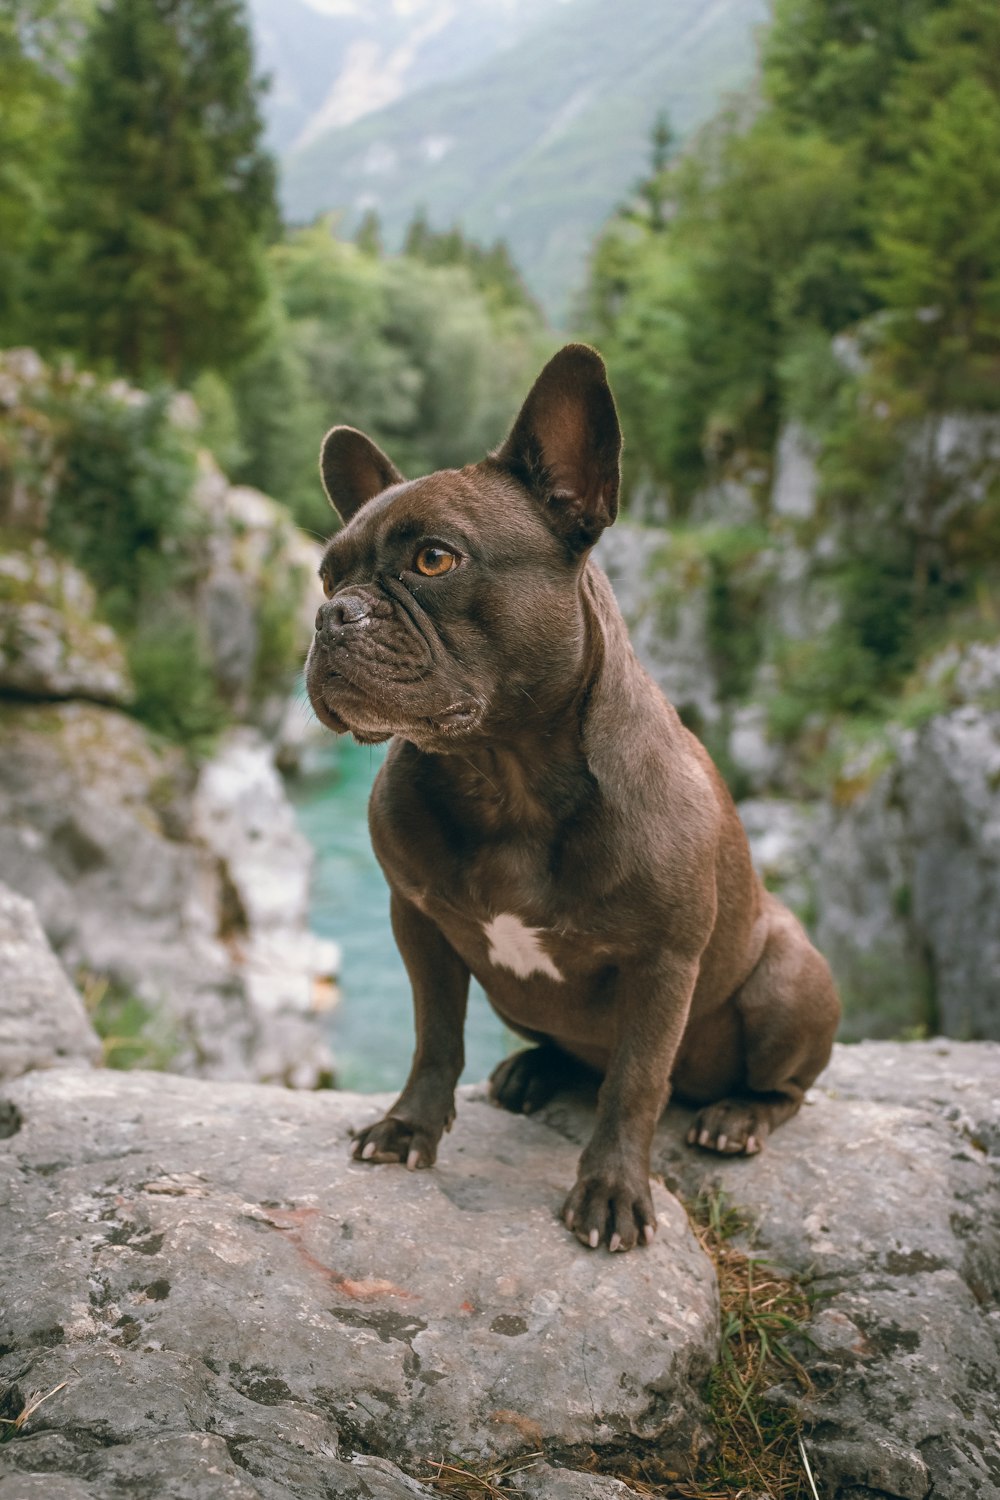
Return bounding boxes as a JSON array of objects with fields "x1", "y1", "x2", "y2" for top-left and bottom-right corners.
[{"x1": 305, "y1": 343, "x2": 621, "y2": 750}]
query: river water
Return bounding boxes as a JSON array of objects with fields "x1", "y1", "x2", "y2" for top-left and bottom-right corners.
[{"x1": 289, "y1": 737, "x2": 513, "y2": 1092}]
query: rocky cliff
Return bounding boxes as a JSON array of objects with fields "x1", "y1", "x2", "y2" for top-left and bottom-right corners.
[
  {"x1": 1, "y1": 910, "x2": 998, "y2": 1500},
  {"x1": 0, "y1": 349, "x2": 336, "y2": 1087},
  {"x1": 598, "y1": 417, "x2": 1000, "y2": 1043}
]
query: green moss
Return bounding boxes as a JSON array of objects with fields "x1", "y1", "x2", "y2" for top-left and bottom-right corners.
[
  {"x1": 82, "y1": 972, "x2": 179, "y2": 1071},
  {"x1": 128, "y1": 616, "x2": 227, "y2": 750}
]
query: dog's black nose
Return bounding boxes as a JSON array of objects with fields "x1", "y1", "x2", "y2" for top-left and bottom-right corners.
[{"x1": 315, "y1": 592, "x2": 371, "y2": 636}]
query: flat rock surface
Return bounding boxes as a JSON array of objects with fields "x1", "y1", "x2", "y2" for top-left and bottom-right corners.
[
  {"x1": 0, "y1": 1070, "x2": 717, "y2": 1499},
  {"x1": 540, "y1": 1040, "x2": 1000, "y2": 1500}
]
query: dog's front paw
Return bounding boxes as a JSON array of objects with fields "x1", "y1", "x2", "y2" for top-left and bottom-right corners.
[
  {"x1": 562, "y1": 1169, "x2": 657, "y2": 1253},
  {"x1": 351, "y1": 1114, "x2": 441, "y2": 1170}
]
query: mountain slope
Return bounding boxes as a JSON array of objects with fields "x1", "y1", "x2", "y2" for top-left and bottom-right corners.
[
  {"x1": 279, "y1": 0, "x2": 768, "y2": 320},
  {"x1": 248, "y1": 0, "x2": 564, "y2": 154}
]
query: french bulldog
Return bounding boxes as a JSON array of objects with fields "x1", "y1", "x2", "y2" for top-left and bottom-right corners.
[{"x1": 306, "y1": 344, "x2": 840, "y2": 1253}]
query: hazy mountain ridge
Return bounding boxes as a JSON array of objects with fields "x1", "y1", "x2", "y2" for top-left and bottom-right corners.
[
  {"x1": 271, "y1": 0, "x2": 768, "y2": 320},
  {"x1": 248, "y1": 0, "x2": 565, "y2": 154}
]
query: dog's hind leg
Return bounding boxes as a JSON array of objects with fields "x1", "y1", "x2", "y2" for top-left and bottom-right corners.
[
  {"x1": 489, "y1": 1040, "x2": 596, "y2": 1115},
  {"x1": 687, "y1": 896, "x2": 840, "y2": 1155}
]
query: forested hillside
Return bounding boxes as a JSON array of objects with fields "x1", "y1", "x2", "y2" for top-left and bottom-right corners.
[
  {"x1": 585, "y1": 0, "x2": 1000, "y2": 1039},
  {"x1": 278, "y1": 0, "x2": 768, "y2": 319},
  {"x1": 587, "y1": 0, "x2": 1000, "y2": 739},
  {"x1": 247, "y1": 0, "x2": 562, "y2": 154}
]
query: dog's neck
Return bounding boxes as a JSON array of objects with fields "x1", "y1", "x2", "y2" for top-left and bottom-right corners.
[{"x1": 412, "y1": 562, "x2": 623, "y2": 839}]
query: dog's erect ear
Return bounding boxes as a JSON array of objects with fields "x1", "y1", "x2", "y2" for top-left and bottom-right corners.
[
  {"x1": 319, "y1": 426, "x2": 404, "y2": 524},
  {"x1": 494, "y1": 343, "x2": 621, "y2": 549}
]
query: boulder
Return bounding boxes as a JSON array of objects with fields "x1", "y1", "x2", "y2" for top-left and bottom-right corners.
[
  {"x1": 0, "y1": 702, "x2": 336, "y2": 1088},
  {"x1": 770, "y1": 421, "x2": 818, "y2": 522},
  {"x1": 188, "y1": 455, "x2": 324, "y2": 725},
  {"x1": 0, "y1": 1044, "x2": 997, "y2": 1499},
  {"x1": 0, "y1": 542, "x2": 132, "y2": 705},
  {"x1": 538, "y1": 1039, "x2": 1000, "y2": 1500},
  {"x1": 597, "y1": 522, "x2": 720, "y2": 731},
  {"x1": 0, "y1": 1070, "x2": 718, "y2": 1499},
  {"x1": 815, "y1": 703, "x2": 1000, "y2": 1039},
  {"x1": 0, "y1": 882, "x2": 100, "y2": 1083}
]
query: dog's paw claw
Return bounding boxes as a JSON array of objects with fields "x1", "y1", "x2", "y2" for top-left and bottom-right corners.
[
  {"x1": 562, "y1": 1170, "x2": 656, "y2": 1253},
  {"x1": 687, "y1": 1101, "x2": 772, "y2": 1157},
  {"x1": 351, "y1": 1115, "x2": 440, "y2": 1169}
]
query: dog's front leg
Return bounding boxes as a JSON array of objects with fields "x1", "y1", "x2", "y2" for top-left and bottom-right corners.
[
  {"x1": 563, "y1": 953, "x2": 699, "y2": 1252},
  {"x1": 352, "y1": 892, "x2": 470, "y2": 1170}
]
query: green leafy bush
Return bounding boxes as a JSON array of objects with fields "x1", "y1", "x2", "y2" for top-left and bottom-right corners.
[{"x1": 45, "y1": 384, "x2": 199, "y2": 628}]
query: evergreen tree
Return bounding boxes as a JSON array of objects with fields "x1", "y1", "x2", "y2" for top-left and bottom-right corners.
[
  {"x1": 403, "y1": 207, "x2": 432, "y2": 261},
  {"x1": 0, "y1": 0, "x2": 86, "y2": 340},
  {"x1": 47, "y1": 0, "x2": 276, "y2": 382},
  {"x1": 354, "y1": 208, "x2": 383, "y2": 258},
  {"x1": 638, "y1": 110, "x2": 675, "y2": 231}
]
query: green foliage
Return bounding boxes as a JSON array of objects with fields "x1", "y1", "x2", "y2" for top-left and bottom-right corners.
[
  {"x1": 0, "y1": 0, "x2": 88, "y2": 341},
  {"x1": 401, "y1": 210, "x2": 541, "y2": 317},
  {"x1": 42, "y1": 0, "x2": 276, "y2": 383},
  {"x1": 128, "y1": 614, "x2": 227, "y2": 748},
  {"x1": 866, "y1": 75, "x2": 1000, "y2": 401},
  {"x1": 82, "y1": 971, "x2": 179, "y2": 1070},
  {"x1": 231, "y1": 223, "x2": 551, "y2": 533},
  {"x1": 588, "y1": 111, "x2": 866, "y2": 507},
  {"x1": 762, "y1": 0, "x2": 935, "y2": 144},
  {"x1": 45, "y1": 386, "x2": 198, "y2": 627},
  {"x1": 586, "y1": 0, "x2": 1000, "y2": 759},
  {"x1": 190, "y1": 370, "x2": 248, "y2": 476}
]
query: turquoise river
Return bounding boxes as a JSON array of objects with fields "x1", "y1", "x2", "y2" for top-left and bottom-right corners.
[{"x1": 289, "y1": 736, "x2": 513, "y2": 1092}]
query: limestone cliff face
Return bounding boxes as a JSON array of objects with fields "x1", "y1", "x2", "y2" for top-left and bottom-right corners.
[
  {"x1": 0, "y1": 350, "x2": 336, "y2": 1086},
  {"x1": 1, "y1": 912, "x2": 998, "y2": 1500},
  {"x1": 597, "y1": 418, "x2": 1000, "y2": 1042}
]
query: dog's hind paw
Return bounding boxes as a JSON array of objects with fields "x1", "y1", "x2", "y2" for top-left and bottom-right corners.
[
  {"x1": 686, "y1": 1099, "x2": 769, "y2": 1156},
  {"x1": 489, "y1": 1043, "x2": 582, "y2": 1115}
]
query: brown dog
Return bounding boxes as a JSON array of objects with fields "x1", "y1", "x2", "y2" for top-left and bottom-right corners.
[{"x1": 306, "y1": 344, "x2": 840, "y2": 1253}]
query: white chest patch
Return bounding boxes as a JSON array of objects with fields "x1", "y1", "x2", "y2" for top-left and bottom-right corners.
[{"x1": 483, "y1": 913, "x2": 564, "y2": 983}]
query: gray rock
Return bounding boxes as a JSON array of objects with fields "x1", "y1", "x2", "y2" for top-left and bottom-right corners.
[
  {"x1": 0, "y1": 883, "x2": 100, "y2": 1083},
  {"x1": 814, "y1": 704, "x2": 1000, "y2": 1039},
  {"x1": 771, "y1": 422, "x2": 818, "y2": 521},
  {"x1": 0, "y1": 543, "x2": 132, "y2": 705},
  {"x1": 728, "y1": 704, "x2": 784, "y2": 794},
  {"x1": 737, "y1": 796, "x2": 818, "y2": 918},
  {"x1": 0, "y1": 702, "x2": 336, "y2": 1087},
  {"x1": 190, "y1": 726, "x2": 340, "y2": 1086},
  {"x1": 189, "y1": 457, "x2": 323, "y2": 722},
  {"x1": 538, "y1": 1039, "x2": 1000, "y2": 1500},
  {"x1": 597, "y1": 523, "x2": 720, "y2": 730},
  {"x1": 0, "y1": 1071, "x2": 718, "y2": 1498}
]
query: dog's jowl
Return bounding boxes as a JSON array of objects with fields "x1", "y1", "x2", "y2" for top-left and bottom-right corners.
[{"x1": 306, "y1": 344, "x2": 840, "y2": 1253}]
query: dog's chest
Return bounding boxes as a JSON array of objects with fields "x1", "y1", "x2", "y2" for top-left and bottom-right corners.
[{"x1": 481, "y1": 912, "x2": 565, "y2": 982}]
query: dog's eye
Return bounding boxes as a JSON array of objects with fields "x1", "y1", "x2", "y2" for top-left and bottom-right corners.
[
  {"x1": 321, "y1": 575, "x2": 335, "y2": 599},
  {"x1": 413, "y1": 545, "x2": 457, "y2": 577}
]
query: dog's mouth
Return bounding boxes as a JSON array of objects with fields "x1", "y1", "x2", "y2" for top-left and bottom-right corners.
[{"x1": 309, "y1": 655, "x2": 484, "y2": 749}]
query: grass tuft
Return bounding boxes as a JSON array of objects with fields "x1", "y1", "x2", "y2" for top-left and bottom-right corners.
[
  {"x1": 670, "y1": 1190, "x2": 817, "y2": 1500},
  {"x1": 419, "y1": 1452, "x2": 544, "y2": 1498}
]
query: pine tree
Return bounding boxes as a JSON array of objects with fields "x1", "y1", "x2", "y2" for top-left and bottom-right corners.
[
  {"x1": 48, "y1": 0, "x2": 276, "y2": 382},
  {"x1": 354, "y1": 208, "x2": 383, "y2": 258},
  {"x1": 0, "y1": 0, "x2": 86, "y2": 340},
  {"x1": 640, "y1": 110, "x2": 675, "y2": 231}
]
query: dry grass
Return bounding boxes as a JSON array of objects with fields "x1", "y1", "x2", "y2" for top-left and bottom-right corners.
[
  {"x1": 418, "y1": 1192, "x2": 818, "y2": 1500},
  {"x1": 418, "y1": 1452, "x2": 544, "y2": 1498},
  {"x1": 670, "y1": 1190, "x2": 818, "y2": 1500},
  {"x1": 0, "y1": 1381, "x2": 68, "y2": 1443}
]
